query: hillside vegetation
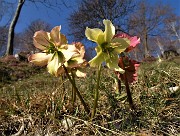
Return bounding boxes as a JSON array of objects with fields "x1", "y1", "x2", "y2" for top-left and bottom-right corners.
[{"x1": 0, "y1": 56, "x2": 180, "y2": 136}]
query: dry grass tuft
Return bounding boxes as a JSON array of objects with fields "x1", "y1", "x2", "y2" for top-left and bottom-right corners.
[{"x1": 0, "y1": 58, "x2": 180, "y2": 135}]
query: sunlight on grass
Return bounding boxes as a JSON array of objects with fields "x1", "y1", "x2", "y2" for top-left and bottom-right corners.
[{"x1": 0, "y1": 59, "x2": 180, "y2": 135}]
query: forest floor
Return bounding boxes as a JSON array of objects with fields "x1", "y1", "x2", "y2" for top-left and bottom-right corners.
[{"x1": 0, "y1": 56, "x2": 180, "y2": 136}]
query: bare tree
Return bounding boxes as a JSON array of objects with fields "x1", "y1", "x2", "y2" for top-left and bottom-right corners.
[
  {"x1": 0, "y1": 0, "x2": 14, "y2": 24},
  {"x1": 84, "y1": 46, "x2": 95, "y2": 61},
  {"x1": 165, "y1": 16, "x2": 180, "y2": 44},
  {"x1": 6, "y1": 0, "x2": 25, "y2": 56},
  {"x1": 5, "y1": 0, "x2": 68, "y2": 56},
  {"x1": 0, "y1": 26, "x2": 8, "y2": 44},
  {"x1": 0, "y1": 0, "x2": 13, "y2": 55},
  {"x1": 0, "y1": 26, "x2": 8, "y2": 52},
  {"x1": 68, "y1": 0, "x2": 136, "y2": 41},
  {"x1": 20, "y1": 19, "x2": 51, "y2": 52},
  {"x1": 152, "y1": 11, "x2": 180, "y2": 58},
  {"x1": 0, "y1": 0, "x2": 5, "y2": 22},
  {"x1": 128, "y1": 0, "x2": 177, "y2": 57}
]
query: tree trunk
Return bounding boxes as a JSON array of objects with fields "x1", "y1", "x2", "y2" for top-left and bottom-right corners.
[
  {"x1": 144, "y1": 32, "x2": 149, "y2": 58},
  {"x1": 5, "y1": 0, "x2": 25, "y2": 56}
]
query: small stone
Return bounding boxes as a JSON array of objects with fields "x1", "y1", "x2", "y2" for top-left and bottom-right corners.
[
  {"x1": 61, "y1": 118, "x2": 74, "y2": 130},
  {"x1": 169, "y1": 86, "x2": 179, "y2": 93}
]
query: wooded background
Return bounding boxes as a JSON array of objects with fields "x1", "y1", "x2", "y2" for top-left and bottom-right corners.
[{"x1": 0, "y1": 0, "x2": 179, "y2": 60}]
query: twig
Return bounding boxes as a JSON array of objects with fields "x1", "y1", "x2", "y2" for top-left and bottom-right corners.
[
  {"x1": 104, "y1": 119, "x2": 124, "y2": 125},
  {"x1": 11, "y1": 119, "x2": 25, "y2": 136},
  {"x1": 64, "y1": 114, "x2": 126, "y2": 135},
  {"x1": 160, "y1": 70, "x2": 180, "y2": 82}
]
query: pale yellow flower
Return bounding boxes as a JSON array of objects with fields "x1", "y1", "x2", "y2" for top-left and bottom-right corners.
[{"x1": 85, "y1": 19, "x2": 130, "y2": 73}]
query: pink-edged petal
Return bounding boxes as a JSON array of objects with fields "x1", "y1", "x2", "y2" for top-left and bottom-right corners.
[
  {"x1": 50, "y1": 26, "x2": 61, "y2": 46},
  {"x1": 50, "y1": 26, "x2": 60, "y2": 41},
  {"x1": 50, "y1": 26, "x2": 67, "y2": 47},
  {"x1": 74, "y1": 42, "x2": 85, "y2": 58},
  {"x1": 126, "y1": 36, "x2": 140, "y2": 52},
  {"x1": 130, "y1": 36, "x2": 140, "y2": 48},
  {"x1": 33, "y1": 31, "x2": 51, "y2": 50},
  {"x1": 28, "y1": 53, "x2": 52, "y2": 66},
  {"x1": 114, "y1": 33, "x2": 140, "y2": 52},
  {"x1": 60, "y1": 34, "x2": 68, "y2": 45}
]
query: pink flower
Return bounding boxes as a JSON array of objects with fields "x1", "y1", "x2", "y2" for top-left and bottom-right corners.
[
  {"x1": 117, "y1": 57, "x2": 140, "y2": 83},
  {"x1": 28, "y1": 26, "x2": 87, "y2": 77},
  {"x1": 113, "y1": 33, "x2": 140, "y2": 83},
  {"x1": 114, "y1": 33, "x2": 140, "y2": 52}
]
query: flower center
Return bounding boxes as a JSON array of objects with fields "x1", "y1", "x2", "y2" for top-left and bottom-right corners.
[
  {"x1": 47, "y1": 42, "x2": 57, "y2": 54},
  {"x1": 101, "y1": 42, "x2": 113, "y2": 53}
]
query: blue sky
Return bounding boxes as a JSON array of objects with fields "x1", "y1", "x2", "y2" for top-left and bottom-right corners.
[
  {"x1": 0, "y1": 0, "x2": 77, "y2": 34},
  {"x1": 0, "y1": 0, "x2": 179, "y2": 56},
  {"x1": 0, "y1": 0, "x2": 180, "y2": 38}
]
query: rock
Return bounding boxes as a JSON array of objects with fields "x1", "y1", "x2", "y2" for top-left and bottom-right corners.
[
  {"x1": 61, "y1": 118, "x2": 74, "y2": 130},
  {"x1": 169, "y1": 86, "x2": 179, "y2": 93}
]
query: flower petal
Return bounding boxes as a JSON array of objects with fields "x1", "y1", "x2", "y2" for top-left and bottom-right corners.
[
  {"x1": 50, "y1": 26, "x2": 60, "y2": 45},
  {"x1": 67, "y1": 60, "x2": 78, "y2": 68},
  {"x1": 51, "y1": 26, "x2": 60, "y2": 35},
  {"x1": 118, "y1": 57, "x2": 140, "y2": 83},
  {"x1": 68, "y1": 58, "x2": 86, "y2": 68},
  {"x1": 89, "y1": 52, "x2": 108, "y2": 67},
  {"x1": 111, "y1": 38, "x2": 130, "y2": 53},
  {"x1": 33, "y1": 31, "x2": 50, "y2": 50},
  {"x1": 103, "y1": 19, "x2": 115, "y2": 43},
  {"x1": 74, "y1": 42, "x2": 85, "y2": 58},
  {"x1": 61, "y1": 47, "x2": 76, "y2": 62},
  {"x1": 50, "y1": 26, "x2": 68, "y2": 47},
  {"x1": 106, "y1": 55, "x2": 125, "y2": 73},
  {"x1": 85, "y1": 27, "x2": 104, "y2": 45},
  {"x1": 130, "y1": 36, "x2": 140, "y2": 48},
  {"x1": 47, "y1": 52, "x2": 64, "y2": 77},
  {"x1": 114, "y1": 33, "x2": 140, "y2": 52},
  {"x1": 57, "y1": 66, "x2": 65, "y2": 76},
  {"x1": 60, "y1": 33, "x2": 68, "y2": 45},
  {"x1": 28, "y1": 53, "x2": 52, "y2": 66},
  {"x1": 69, "y1": 43, "x2": 86, "y2": 67},
  {"x1": 125, "y1": 36, "x2": 140, "y2": 52}
]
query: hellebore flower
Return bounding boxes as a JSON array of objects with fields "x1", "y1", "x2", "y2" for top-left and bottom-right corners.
[
  {"x1": 28, "y1": 26, "x2": 76, "y2": 76},
  {"x1": 114, "y1": 33, "x2": 140, "y2": 52},
  {"x1": 85, "y1": 19, "x2": 130, "y2": 73},
  {"x1": 66, "y1": 42, "x2": 86, "y2": 68},
  {"x1": 114, "y1": 33, "x2": 140, "y2": 83},
  {"x1": 60, "y1": 42, "x2": 87, "y2": 77},
  {"x1": 117, "y1": 57, "x2": 140, "y2": 83}
]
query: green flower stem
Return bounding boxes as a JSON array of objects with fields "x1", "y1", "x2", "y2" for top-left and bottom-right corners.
[
  {"x1": 91, "y1": 65, "x2": 102, "y2": 119},
  {"x1": 60, "y1": 75, "x2": 65, "y2": 92},
  {"x1": 71, "y1": 71, "x2": 76, "y2": 107},
  {"x1": 117, "y1": 77, "x2": 122, "y2": 94},
  {"x1": 62, "y1": 64, "x2": 90, "y2": 114},
  {"x1": 121, "y1": 57, "x2": 135, "y2": 110}
]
